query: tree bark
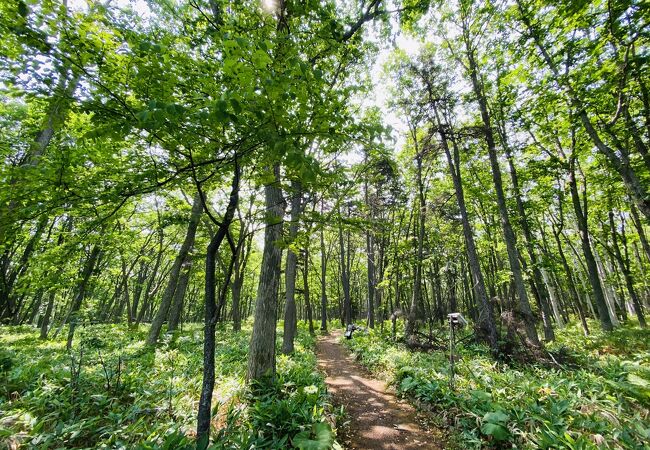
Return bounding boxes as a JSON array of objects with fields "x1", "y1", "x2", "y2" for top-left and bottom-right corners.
[
  {"x1": 66, "y1": 245, "x2": 101, "y2": 350},
  {"x1": 568, "y1": 157, "x2": 614, "y2": 331},
  {"x1": 303, "y1": 248, "x2": 315, "y2": 335},
  {"x1": 247, "y1": 164, "x2": 285, "y2": 382},
  {"x1": 146, "y1": 193, "x2": 203, "y2": 346},
  {"x1": 319, "y1": 223, "x2": 328, "y2": 332},
  {"x1": 167, "y1": 259, "x2": 192, "y2": 332},
  {"x1": 282, "y1": 180, "x2": 303, "y2": 354},
  {"x1": 405, "y1": 137, "x2": 426, "y2": 340},
  {"x1": 438, "y1": 116, "x2": 498, "y2": 352},
  {"x1": 365, "y1": 176, "x2": 376, "y2": 329},
  {"x1": 503, "y1": 144, "x2": 555, "y2": 340},
  {"x1": 232, "y1": 231, "x2": 252, "y2": 332},
  {"x1": 461, "y1": 24, "x2": 540, "y2": 347},
  {"x1": 196, "y1": 162, "x2": 240, "y2": 446},
  {"x1": 338, "y1": 205, "x2": 351, "y2": 326},
  {"x1": 608, "y1": 210, "x2": 646, "y2": 327}
]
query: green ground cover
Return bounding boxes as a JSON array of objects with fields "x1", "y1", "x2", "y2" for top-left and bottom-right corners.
[
  {"x1": 0, "y1": 323, "x2": 337, "y2": 449},
  {"x1": 343, "y1": 321, "x2": 650, "y2": 449}
]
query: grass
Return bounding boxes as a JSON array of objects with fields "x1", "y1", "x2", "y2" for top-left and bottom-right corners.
[
  {"x1": 342, "y1": 320, "x2": 650, "y2": 449},
  {"x1": 0, "y1": 321, "x2": 337, "y2": 449}
]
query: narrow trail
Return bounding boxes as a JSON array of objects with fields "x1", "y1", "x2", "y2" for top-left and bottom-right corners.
[{"x1": 316, "y1": 329, "x2": 444, "y2": 450}]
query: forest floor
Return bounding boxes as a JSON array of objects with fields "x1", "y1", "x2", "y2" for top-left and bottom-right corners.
[{"x1": 316, "y1": 329, "x2": 445, "y2": 449}]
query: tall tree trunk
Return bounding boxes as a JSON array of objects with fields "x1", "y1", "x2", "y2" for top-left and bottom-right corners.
[
  {"x1": 146, "y1": 193, "x2": 203, "y2": 346},
  {"x1": 438, "y1": 117, "x2": 498, "y2": 352},
  {"x1": 303, "y1": 248, "x2": 315, "y2": 335},
  {"x1": 167, "y1": 260, "x2": 192, "y2": 332},
  {"x1": 39, "y1": 217, "x2": 71, "y2": 339},
  {"x1": 364, "y1": 176, "x2": 376, "y2": 329},
  {"x1": 608, "y1": 211, "x2": 646, "y2": 327},
  {"x1": 136, "y1": 230, "x2": 165, "y2": 327},
  {"x1": 66, "y1": 245, "x2": 101, "y2": 350},
  {"x1": 550, "y1": 217, "x2": 589, "y2": 335},
  {"x1": 338, "y1": 206, "x2": 351, "y2": 326},
  {"x1": 405, "y1": 147, "x2": 426, "y2": 340},
  {"x1": 282, "y1": 180, "x2": 303, "y2": 354},
  {"x1": 462, "y1": 28, "x2": 541, "y2": 347},
  {"x1": 247, "y1": 165, "x2": 285, "y2": 382},
  {"x1": 196, "y1": 163, "x2": 240, "y2": 446},
  {"x1": 0, "y1": 215, "x2": 49, "y2": 323},
  {"x1": 131, "y1": 261, "x2": 148, "y2": 325},
  {"x1": 40, "y1": 291, "x2": 56, "y2": 340},
  {"x1": 500, "y1": 124, "x2": 555, "y2": 340},
  {"x1": 568, "y1": 157, "x2": 614, "y2": 331},
  {"x1": 630, "y1": 202, "x2": 650, "y2": 262},
  {"x1": 231, "y1": 232, "x2": 251, "y2": 332},
  {"x1": 319, "y1": 224, "x2": 328, "y2": 332}
]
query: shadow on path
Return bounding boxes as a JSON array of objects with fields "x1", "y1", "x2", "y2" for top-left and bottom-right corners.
[{"x1": 316, "y1": 329, "x2": 445, "y2": 450}]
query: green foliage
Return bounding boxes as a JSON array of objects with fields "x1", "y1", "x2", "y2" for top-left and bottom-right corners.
[
  {"x1": 343, "y1": 321, "x2": 650, "y2": 449},
  {"x1": 0, "y1": 322, "x2": 339, "y2": 449},
  {"x1": 293, "y1": 422, "x2": 335, "y2": 450}
]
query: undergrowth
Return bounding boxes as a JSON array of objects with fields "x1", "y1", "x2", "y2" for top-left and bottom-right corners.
[
  {"x1": 343, "y1": 320, "x2": 650, "y2": 449},
  {"x1": 0, "y1": 322, "x2": 337, "y2": 449}
]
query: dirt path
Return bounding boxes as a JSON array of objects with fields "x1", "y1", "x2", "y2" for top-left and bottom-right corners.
[{"x1": 316, "y1": 329, "x2": 444, "y2": 450}]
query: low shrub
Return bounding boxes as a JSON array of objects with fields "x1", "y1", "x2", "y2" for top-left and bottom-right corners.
[
  {"x1": 343, "y1": 320, "x2": 650, "y2": 449},
  {"x1": 0, "y1": 321, "x2": 337, "y2": 449}
]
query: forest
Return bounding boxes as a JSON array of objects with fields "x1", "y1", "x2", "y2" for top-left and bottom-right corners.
[{"x1": 0, "y1": 0, "x2": 649, "y2": 449}]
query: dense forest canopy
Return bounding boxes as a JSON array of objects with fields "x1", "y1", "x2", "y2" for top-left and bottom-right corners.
[{"x1": 1, "y1": 0, "x2": 649, "y2": 448}]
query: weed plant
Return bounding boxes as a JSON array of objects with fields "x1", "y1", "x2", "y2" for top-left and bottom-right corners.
[
  {"x1": 343, "y1": 320, "x2": 650, "y2": 449},
  {"x1": 0, "y1": 322, "x2": 336, "y2": 449}
]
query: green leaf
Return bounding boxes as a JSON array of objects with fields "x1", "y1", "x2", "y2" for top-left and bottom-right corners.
[
  {"x1": 293, "y1": 422, "x2": 334, "y2": 450},
  {"x1": 480, "y1": 422, "x2": 510, "y2": 441},
  {"x1": 252, "y1": 49, "x2": 272, "y2": 69},
  {"x1": 230, "y1": 98, "x2": 242, "y2": 114},
  {"x1": 483, "y1": 410, "x2": 509, "y2": 425}
]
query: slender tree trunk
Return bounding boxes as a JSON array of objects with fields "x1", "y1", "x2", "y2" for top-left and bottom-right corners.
[
  {"x1": 147, "y1": 193, "x2": 203, "y2": 346},
  {"x1": 593, "y1": 245, "x2": 620, "y2": 325},
  {"x1": 232, "y1": 231, "x2": 252, "y2": 332},
  {"x1": 439, "y1": 123, "x2": 498, "y2": 352},
  {"x1": 364, "y1": 176, "x2": 376, "y2": 329},
  {"x1": 462, "y1": 32, "x2": 540, "y2": 347},
  {"x1": 338, "y1": 207, "x2": 351, "y2": 326},
  {"x1": 131, "y1": 261, "x2": 148, "y2": 324},
  {"x1": 66, "y1": 245, "x2": 101, "y2": 350},
  {"x1": 196, "y1": 163, "x2": 240, "y2": 446},
  {"x1": 550, "y1": 222, "x2": 589, "y2": 335},
  {"x1": 405, "y1": 149, "x2": 426, "y2": 340},
  {"x1": 136, "y1": 230, "x2": 164, "y2": 327},
  {"x1": 303, "y1": 248, "x2": 315, "y2": 335},
  {"x1": 502, "y1": 138, "x2": 555, "y2": 340},
  {"x1": 319, "y1": 224, "x2": 328, "y2": 332},
  {"x1": 608, "y1": 211, "x2": 645, "y2": 326},
  {"x1": 568, "y1": 159, "x2": 614, "y2": 331},
  {"x1": 0, "y1": 215, "x2": 49, "y2": 323},
  {"x1": 38, "y1": 217, "x2": 71, "y2": 339},
  {"x1": 167, "y1": 260, "x2": 192, "y2": 332},
  {"x1": 282, "y1": 180, "x2": 302, "y2": 354},
  {"x1": 40, "y1": 291, "x2": 56, "y2": 339},
  {"x1": 630, "y1": 203, "x2": 650, "y2": 263}
]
